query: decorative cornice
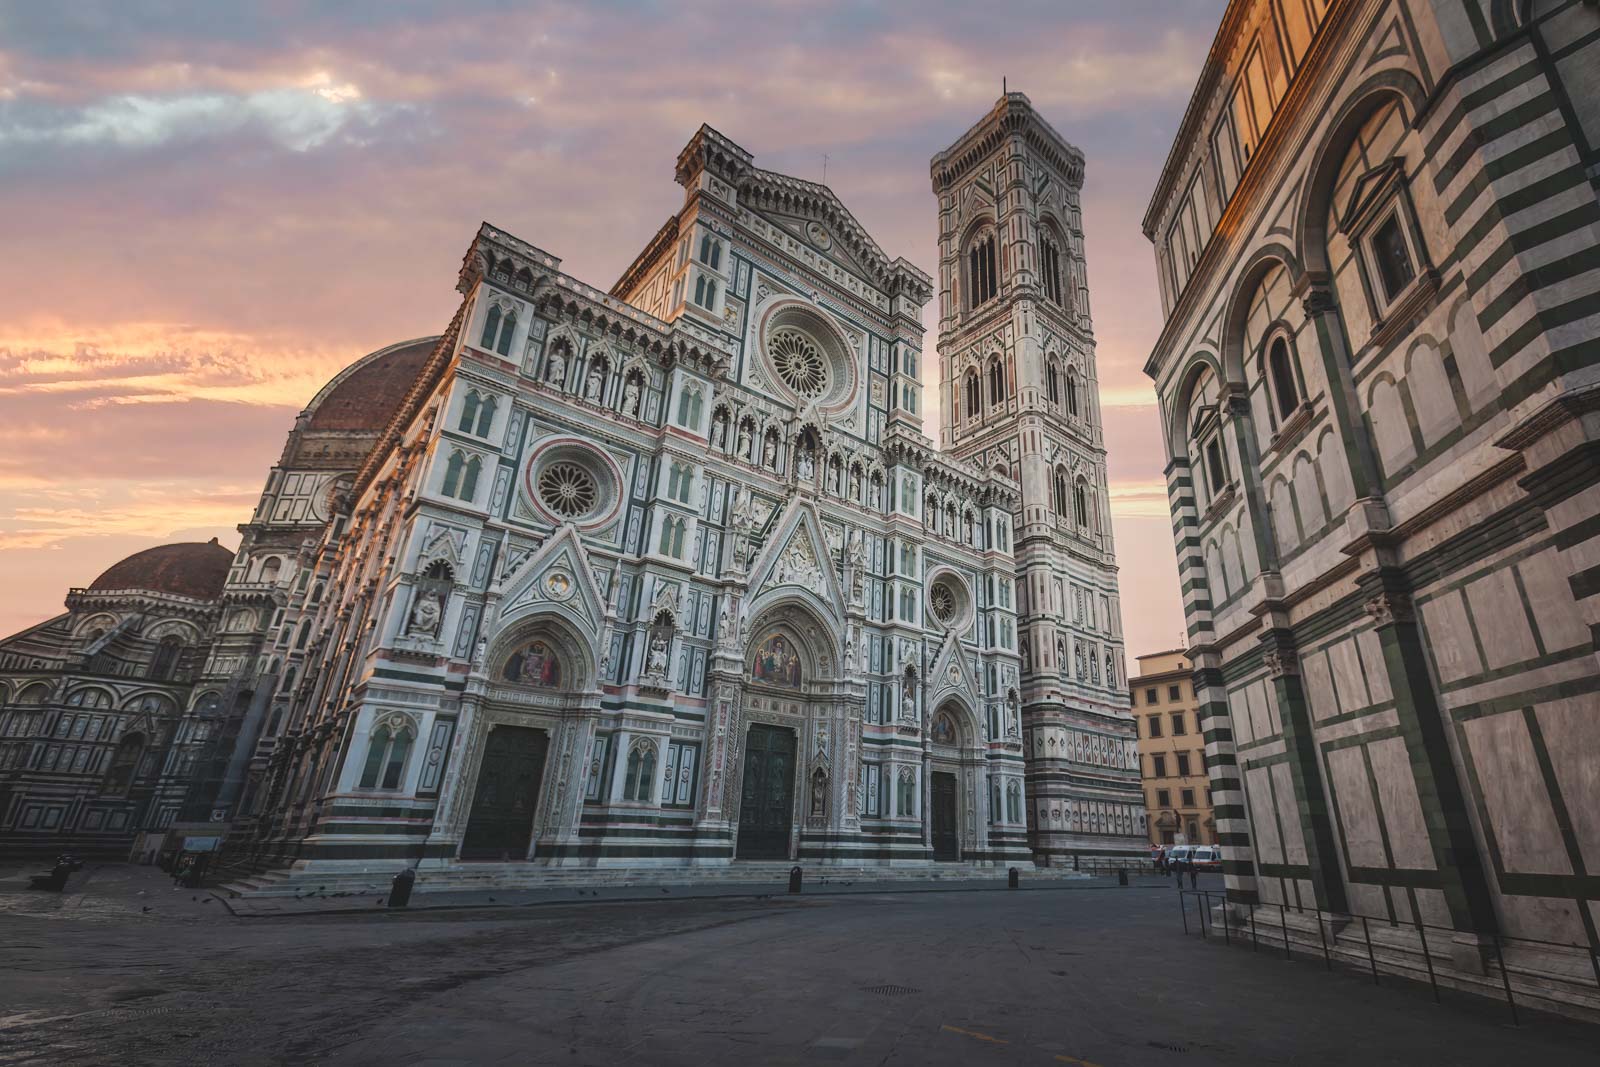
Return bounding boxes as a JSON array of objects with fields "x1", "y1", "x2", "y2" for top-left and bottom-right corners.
[{"x1": 930, "y1": 92, "x2": 1085, "y2": 192}]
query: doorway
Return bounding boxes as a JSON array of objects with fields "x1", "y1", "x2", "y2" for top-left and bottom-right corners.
[
  {"x1": 461, "y1": 725, "x2": 548, "y2": 861},
  {"x1": 736, "y1": 724, "x2": 796, "y2": 860},
  {"x1": 931, "y1": 771, "x2": 959, "y2": 861}
]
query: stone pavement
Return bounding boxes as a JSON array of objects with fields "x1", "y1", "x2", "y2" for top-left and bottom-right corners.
[{"x1": 1, "y1": 862, "x2": 1594, "y2": 1065}]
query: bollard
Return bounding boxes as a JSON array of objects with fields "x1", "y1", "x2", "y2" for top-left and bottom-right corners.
[
  {"x1": 1008, "y1": 867, "x2": 1019, "y2": 889},
  {"x1": 788, "y1": 865, "x2": 803, "y2": 895},
  {"x1": 387, "y1": 867, "x2": 416, "y2": 909},
  {"x1": 1117, "y1": 868, "x2": 1128, "y2": 887}
]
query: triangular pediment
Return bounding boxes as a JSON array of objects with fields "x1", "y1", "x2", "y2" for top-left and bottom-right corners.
[
  {"x1": 744, "y1": 497, "x2": 845, "y2": 624},
  {"x1": 926, "y1": 630, "x2": 982, "y2": 715},
  {"x1": 757, "y1": 209, "x2": 875, "y2": 282},
  {"x1": 493, "y1": 524, "x2": 606, "y2": 634}
]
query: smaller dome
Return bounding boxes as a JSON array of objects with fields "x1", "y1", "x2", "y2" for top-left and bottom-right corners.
[{"x1": 88, "y1": 539, "x2": 233, "y2": 600}]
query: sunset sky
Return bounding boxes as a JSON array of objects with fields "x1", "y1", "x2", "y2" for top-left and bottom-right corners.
[{"x1": 0, "y1": 1, "x2": 1223, "y2": 660}]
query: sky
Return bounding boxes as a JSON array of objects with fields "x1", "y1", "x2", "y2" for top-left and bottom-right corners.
[{"x1": 0, "y1": 0, "x2": 1224, "y2": 662}]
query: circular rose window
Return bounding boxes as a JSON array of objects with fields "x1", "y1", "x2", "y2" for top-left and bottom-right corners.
[
  {"x1": 769, "y1": 328, "x2": 827, "y2": 397},
  {"x1": 927, "y1": 573, "x2": 971, "y2": 630},
  {"x1": 538, "y1": 462, "x2": 597, "y2": 518}
]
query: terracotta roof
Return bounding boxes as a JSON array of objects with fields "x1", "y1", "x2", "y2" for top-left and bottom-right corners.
[
  {"x1": 306, "y1": 338, "x2": 437, "y2": 432},
  {"x1": 88, "y1": 539, "x2": 233, "y2": 600}
]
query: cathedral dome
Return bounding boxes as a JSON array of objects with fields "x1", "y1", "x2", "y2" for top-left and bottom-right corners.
[
  {"x1": 305, "y1": 337, "x2": 438, "y2": 432},
  {"x1": 87, "y1": 539, "x2": 233, "y2": 600}
]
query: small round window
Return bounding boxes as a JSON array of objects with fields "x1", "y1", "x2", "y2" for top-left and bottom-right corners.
[
  {"x1": 538, "y1": 461, "x2": 598, "y2": 518},
  {"x1": 927, "y1": 574, "x2": 971, "y2": 630},
  {"x1": 769, "y1": 327, "x2": 828, "y2": 397}
]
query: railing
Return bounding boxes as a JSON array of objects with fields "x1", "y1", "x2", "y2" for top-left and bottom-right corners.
[{"x1": 1177, "y1": 889, "x2": 1600, "y2": 1028}]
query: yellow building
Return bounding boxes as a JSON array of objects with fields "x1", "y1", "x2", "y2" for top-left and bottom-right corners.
[{"x1": 1131, "y1": 651, "x2": 1212, "y2": 847}]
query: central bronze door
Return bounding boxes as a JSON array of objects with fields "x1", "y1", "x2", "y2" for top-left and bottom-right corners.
[
  {"x1": 461, "y1": 725, "x2": 548, "y2": 861},
  {"x1": 931, "y1": 771, "x2": 959, "y2": 861},
  {"x1": 737, "y1": 724, "x2": 796, "y2": 860}
]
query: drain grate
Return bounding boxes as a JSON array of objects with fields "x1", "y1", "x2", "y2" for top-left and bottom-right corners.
[
  {"x1": 861, "y1": 984, "x2": 921, "y2": 997},
  {"x1": 1148, "y1": 1040, "x2": 1190, "y2": 1053}
]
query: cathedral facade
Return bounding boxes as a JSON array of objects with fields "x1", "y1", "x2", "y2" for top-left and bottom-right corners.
[{"x1": 0, "y1": 99, "x2": 1145, "y2": 873}]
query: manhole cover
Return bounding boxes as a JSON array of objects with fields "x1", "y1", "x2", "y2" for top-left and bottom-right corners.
[{"x1": 861, "y1": 984, "x2": 920, "y2": 997}]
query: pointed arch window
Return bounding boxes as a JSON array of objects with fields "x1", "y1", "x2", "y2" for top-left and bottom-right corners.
[
  {"x1": 964, "y1": 369, "x2": 981, "y2": 420},
  {"x1": 358, "y1": 722, "x2": 415, "y2": 790},
  {"x1": 693, "y1": 275, "x2": 718, "y2": 309},
  {"x1": 1040, "y1": 232, "x2": 1064, "y2": 306},
  {"x1": 496, "y1": 312, "x2": 516, "y2": 357},
  {"x1": 1046, "y1": 358, "x2": 1061, "y2": 405},
  {"x1": 623, "y1": 741, "x2": 657, "y2": 801},
  {"x1": 459, "y1": 391, "x2": 481, "y2": 434},
  {"x1": 988, "y1": 360, "x2": 1004, "y2": 405},
  {"x1": 151, "y1": 637, "x2": 183, "y2": 681},
  {"x1": 1053, "y1": 468, "x2": 1069, "y2": 518},
  {"x1": 967, "y1": 232, "x2": 998, "y2": 309},
  {"x1": 479, "y1": 305, "x2": 500, "y2": 350},
  {"x1": 1074, "y1": 481, "x2": 1091, "y2": 530},
  {"x1": 475, "y1": 395, "x2": 496, "y2": 436},
  {"x1": 103, "y1": 732, "x2": 145, "y2": 794},
  {"x1": 1066, "y1": 370, "x2": 1080, "y2": 417}
]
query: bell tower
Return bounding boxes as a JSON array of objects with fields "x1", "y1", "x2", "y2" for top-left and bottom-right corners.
[{"x1": 930, "y1": 93, "x2": 1142, "y2": 863}]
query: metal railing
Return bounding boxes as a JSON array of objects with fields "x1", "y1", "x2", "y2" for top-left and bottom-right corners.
[{"x1": 1177, "y1": 889, "x2": 1600, "y2": 1028}]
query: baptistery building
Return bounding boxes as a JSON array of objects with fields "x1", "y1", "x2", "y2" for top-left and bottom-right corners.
[
  {"x1": 1144, "y1": 0, "x2": 1600, "y2": 958},
  {"x1": 0, "y1": 99, "x2": 1145, "y2": 874}
]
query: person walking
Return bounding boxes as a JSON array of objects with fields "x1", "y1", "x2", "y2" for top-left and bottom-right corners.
[
  {"x1": 1172, "y1": 855, "x2": 1185, "y2": 889},
  {"x1": 1188, "y1": 861, "x2": 1199, "y2": 890}
]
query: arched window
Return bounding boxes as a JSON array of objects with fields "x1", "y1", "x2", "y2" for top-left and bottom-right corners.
[
  {"x1": 1268, "y1": 339, "x2": 1300, "y2": 421},
  {"x1": 358, "y1": 722, "x2": 415, "y2": 790},
  {"x1": 479, "y1": 305, "x2": 500, "y2": 350},
  {"x1": 964, "y1": 369, "x2": 981, "y2": 419},
  {"x1": 259, "y1": 557, "x2": 282, "y2": 585},
  {"x1": 676, "y1": 385, "x2": 702, "y2": 428},
  {"x1": 1040, "y1": 231, "x2": 1065, "y2": 306},
  {"x1": 151, "y1": 637, "x2": 183, "y2": 681},
  {"x1": 104, "y1": 732, "x2": 145, "y2": 794},
  {"x1": 896, "y1": 769, "x2": 916, "y2": 817},
  {"x1": 475, "y1": 395, "x2": 496, "y2": 436},
  {"x1": 441, "y1": 451, "x2": 464, "y2": 497},
  {"x1": 1053, "y1": 469, "x2": 1069, "y2": 517},
  {"x1": 988, "y1": 360, "x2": 1004, "y2": 405},
  {"x1": 294, "y1": 621, "x2": 311, "y2": 650},
  {"x1": 461, "y1": 457, "x2": 481, "y2": 501},
  {"x1": 966, "y1": 231, "x2": 998, "y2": 309},
  {"x1": 1006, "y1": 780, "x2": 1021, "y2": 823},
  {"x1": 1066, "y1": 370, "x2": 1080, "y2": 417},
  {"x1": 693, "y1": 276, "x2": 718, "y2": 309},
  {"x1": 1046, "y1": 358, "x2": 1061, "y2": 405},
  {"x1": 496, "y1": 312, "x2": 517, "y2": 357},
  {"x1": 459, "y1": 391, "x2": 481, "y2": 434},
  {"x1": 1074, "y1": 481, "x2": 1091, "y2": 530},
  {"x1": 623, "y1": 741, "x2": 657, "y2": 802}
]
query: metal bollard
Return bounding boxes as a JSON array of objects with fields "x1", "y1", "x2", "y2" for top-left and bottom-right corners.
[
  {"x1": 788, "y1": 865, "x2": 803, "y2": 895},
  {"x1": 387, "y1": 867, "x2": 416, "y2": 909},
  {"x1": 1117, "y1": 868, "x2": 1128, "y2": 886},
  {"x1": 1008, "y1": 867, "x2": 1019, "y2": 889}
]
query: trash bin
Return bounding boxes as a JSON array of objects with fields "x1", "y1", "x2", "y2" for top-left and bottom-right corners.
[
  {"x1": 788, "y1": 866, "x2": 803, "y2": 895},
  {"x1": 388, "y1": 867, "x2": 416, "y2": 908},
  {"x1": 1008, "y1": 867, "x2": 1019, "y2": 889}
]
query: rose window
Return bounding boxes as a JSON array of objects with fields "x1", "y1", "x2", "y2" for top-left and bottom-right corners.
[
  {"x1": 538, "y1": 462, "x2": 598, "y2": 518},
  {"x1": 930, "y1": 583, "x2": 957, "y2": 624},
  {"x1": 768, "y1": 328, "x2": 828, "y2": 398}
]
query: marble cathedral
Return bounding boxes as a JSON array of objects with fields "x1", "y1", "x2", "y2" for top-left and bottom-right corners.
[{"x1": 0, "y1": 97, "x2": 1144, "y2": 874}]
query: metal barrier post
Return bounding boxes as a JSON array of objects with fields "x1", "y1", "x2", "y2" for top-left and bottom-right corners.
[
  {"x1": 1493, "y1": 934, "x2": 1519, "y2": 1027},
  {"x1": 1179, "y1": 891, "x2": 1189, "y2": 935},
  {"x1": 1415, "y1": 917, "x2": 1439, "y2": 1003},
  {"x1": 1219, "y1": 894, "x2": 1231, "y2": 946},
  {"x1": 1361, "y1": 917, "x2": 1379, "y2": 986},
  {"x1": 1315, "y1": 906, "x2": 1330, "y2": 971},
  {"x1": 1249, "y1": 905, "x2": 1258, "y2": 952},
  {"x1": 1280, "y1": 904, "x2": 1291, "y2": 961},
  {"x1": 1590, "y1": 950, "x2": 1600, "y2": 997},
  {"x1": 1199, "y1": 892, "x2": 1208, "y2": 940}
]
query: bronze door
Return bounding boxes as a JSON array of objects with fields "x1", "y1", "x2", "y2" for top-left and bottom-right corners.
[
  {"x1": 461, "y1": 725, "x2": 548, "y2": 861},
  {"x1": 931, "y1": 771, "x2": 959, "y2": 861},
  {"x1": 737, "y1": 724, "x2": 796, "y2": 860}
]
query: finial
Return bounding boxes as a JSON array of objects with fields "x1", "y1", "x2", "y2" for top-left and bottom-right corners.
[{"x1": 1003, "y1": 76, "x2": 1007, "y2": 96}]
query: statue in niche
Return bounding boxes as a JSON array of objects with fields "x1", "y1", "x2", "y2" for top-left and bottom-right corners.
[
  {"x1": 736, "y1": 421, "x2": 752, "y2": 460},
  {"x1": 647, "y1": 633, "x2": 671, "y2": 676},
  {"x1": 868, "y1": 477, "x2": 881, "y2": 510},
  {"x1": 546, "y1": 347, "x2": 566, "y2": 388},
  {"x1": 710, "y1": 412, "x2": 727, "y2": 450},
  {"x1": 762, "y1": 434, "x2": 777, "y2": 470},
  {"x1": 717, "y1": 596, "x2": 736, "y2": 647},
  {"x1": 849, "y1": 467, "x2": 862, "y2": 499},
  {"x1": 811, "y1": 771, "x2": 826, "y2": 816},
  {"x1": 407, "y1": 589, "x2": 443, "y2": 637},
  {"x1": 900, "y1": 687, "x2": 916, "y2": 723},
  {"x1": 797, "y1": 449, "x2": 814, "y2": 481},
  {"x1": 622, "y1": 377, "x2": 641, "y2": 416},
  {"x1": 584, "y1": 363, "x2": 604, "y2": 401},
  {"x1": 829, "y1": 461, "x2": 841, "y2": 494}
]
